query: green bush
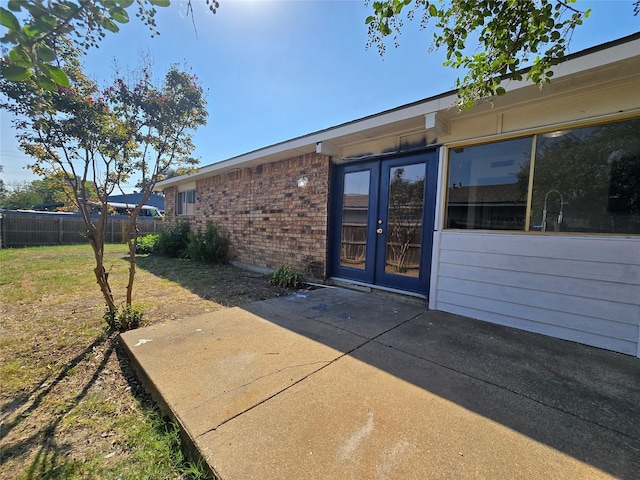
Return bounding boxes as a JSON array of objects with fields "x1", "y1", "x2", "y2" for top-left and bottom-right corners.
[
  {"x1": 136, "y1": 234, "x2": 160, "y2": 254},
  {"x1": 104, "y1": 304, "x2": 144, "y2": 332},
  {"x1": 186, "y1": 221, "x2": 230, "y2": 264},
  {"x1": 269, "y1": 265, "x2": 306, "y2": 289},
  {"x1": 156, "y1": 221, "x2": 190, "y2": 258}
]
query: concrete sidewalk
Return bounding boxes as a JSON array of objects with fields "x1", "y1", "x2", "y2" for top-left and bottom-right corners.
[{"x1": 120, "y1": 287, "x2": 640, "y2": 479}]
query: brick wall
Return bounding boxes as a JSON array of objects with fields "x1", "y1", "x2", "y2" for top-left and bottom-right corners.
[
  {"x1": 163, "y1": 186, "x2": 177, "y2": 217},
  {"x1": 165, "y1": 153, "x2": 332, "y2": 279}
]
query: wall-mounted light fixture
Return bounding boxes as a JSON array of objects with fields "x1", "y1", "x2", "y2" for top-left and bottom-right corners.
[
  {"x1": 297, "y1": 176, "x2": 309, "y2": 188},
  {"x1": 542, "y1": 130, "x2": 568, "y2": 138}
]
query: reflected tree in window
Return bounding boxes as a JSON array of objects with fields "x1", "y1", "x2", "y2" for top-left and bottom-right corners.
[
  {"x1": 531, "y1": 118, "x2": 640, "y2": 234},
  {"x1": 386, "y1": 166, "x2": 425, "y2": 275}
]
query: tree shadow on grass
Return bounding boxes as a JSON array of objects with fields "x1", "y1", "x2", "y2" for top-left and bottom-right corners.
[
  {"x1": 1, "y1": 331, "x2": 207, "y2": 479},
  {"x1": 113, "y1": 340, "x2": 217, "y2": 480},
  {"x1": 0, "y1": 333, "x2": 114, "y2": 477},
  {"x1": 0, "y1": 333, "x2": 110, "y2": 443},
  {"x1": 135, "y1": 255, "x2": 289, "y2": 308}
]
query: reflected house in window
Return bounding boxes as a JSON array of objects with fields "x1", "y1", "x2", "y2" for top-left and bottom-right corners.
[
  {"x1": 445, "y1": 117, "x2": 640, "y2": 234},
  {"x1": 445, "y1": 137, "x2": 531, "y2": 231},
  {"x1": 447, "y1": 183, "x2": 527, "y2": 230}
]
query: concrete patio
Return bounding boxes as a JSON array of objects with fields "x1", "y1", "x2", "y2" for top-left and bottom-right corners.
[{"x1": 120, "y1": 287, "x2": 640, "y2": 479}]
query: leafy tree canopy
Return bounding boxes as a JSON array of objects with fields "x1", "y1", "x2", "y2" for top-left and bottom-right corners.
[
  {"x1": 0, "y1": 0, "x2": 217, "y2": 90},
  {"x1": 366, "y1": 0, "x2": 640, "y2": 108},
  {"x1": 0, "y1": 178, "x2": 54, "y2": 209},
  {"x1": 0, "y1": 174, "x2": 99, "y2": 210}
]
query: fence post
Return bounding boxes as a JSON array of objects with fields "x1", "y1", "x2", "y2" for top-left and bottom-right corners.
[
  {"x1": 59, "y1": 217, "x2": 63, "y2": 245},
  {"x1": 110, "y1": 218, "x2": 114, "y2": 243}
]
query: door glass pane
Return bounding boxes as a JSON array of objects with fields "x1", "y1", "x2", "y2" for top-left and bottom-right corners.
[
  {"x1": 341, "y1": 171, "x2": 370, "y2": 269},
  {"x1": 385, "y1": 164, "x2": 425, "y2": 277}
]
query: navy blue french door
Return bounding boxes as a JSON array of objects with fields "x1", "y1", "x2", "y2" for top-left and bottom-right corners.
[{"x1": 330, "y1": 149, "x2": 438, "y2": 295}]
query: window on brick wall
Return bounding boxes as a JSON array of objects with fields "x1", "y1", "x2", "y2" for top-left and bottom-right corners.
[{"x1": 177, "y1": 189, "x2": 196, "y2": 215}]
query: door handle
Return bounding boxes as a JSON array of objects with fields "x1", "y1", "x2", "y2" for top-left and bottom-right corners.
[{"x1": 376, "y1": 228, "x2": 383, "y2": 234}]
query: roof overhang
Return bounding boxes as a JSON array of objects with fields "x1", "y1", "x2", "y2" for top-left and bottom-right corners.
[{"x1": 155, "y1": 33, "x2": 640, "y2": 191}]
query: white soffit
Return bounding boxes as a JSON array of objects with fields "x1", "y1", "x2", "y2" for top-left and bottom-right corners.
[
  {"x1": 155, "y1": 92, "x2": 457, "y2": 189},
  {"x1": 177, "y1": 182, "x2": 196, "y2": 192}
]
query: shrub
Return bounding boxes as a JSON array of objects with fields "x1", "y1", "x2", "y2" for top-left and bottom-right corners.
[
  {"x1": 186, "y1": 221, "x2": 230, "y2": 264},
  {"x1": 269, "y1": 265, "x2": 306, "y2": 289},
  {"x1": 104, "y1": 304, "x2": 144, "y2": 332},
  {"x1": 156, "y1": 221, "x2": 190, "y2": 258},
  {"x1": 136, "y1": 233, "x2": 160, "y2": 254}
]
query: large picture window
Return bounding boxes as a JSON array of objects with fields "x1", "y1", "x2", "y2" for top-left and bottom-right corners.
[
  {"x1": 531, "y1": 120, "x2": 639, "y2": 234},
  {"x1": 445, "y1": 117, "x2": 640, "y2": 235},
  {"x1": 177, "y1": 189, "x2": 196, "y2": 215}
]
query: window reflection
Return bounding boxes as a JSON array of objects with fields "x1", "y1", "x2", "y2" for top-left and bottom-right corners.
[
  {"x1": 385, "y1": 164, "x2": 425, "y2": 276},
  {"x1": 340, "y1": 171, "x2": 370, "y2": 269},
  {"x1": 444, "y1": 117, "x2": 640, "y2": 235},
  {"x1": 446, "y1": 138, "x2": 532, "y2": 230},
  {"x1": 531, "y1": 119, "x2": 640, "y2": 234},
  {"x1": 177, "y1": 189, "x2": 196, "y2": 216}
]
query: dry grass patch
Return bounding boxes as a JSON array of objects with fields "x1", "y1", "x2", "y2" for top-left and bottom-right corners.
[{"x1": 0, "y1": 244, "x2": 288, "y2": 479}]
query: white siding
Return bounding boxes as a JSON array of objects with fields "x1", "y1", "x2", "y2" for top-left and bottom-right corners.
[{"x1": 430, "y1": 232, "x2": 640, "y2": 357}]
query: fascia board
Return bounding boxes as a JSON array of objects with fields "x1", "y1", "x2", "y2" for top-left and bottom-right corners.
[
  {"x1": 500, "y1": 36, "x2": 640, "y2": 94},
  {"x1": 155, "y1": 92, "x2": 458, "y2": 189}
]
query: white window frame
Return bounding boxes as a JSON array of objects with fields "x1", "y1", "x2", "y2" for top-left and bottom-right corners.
[{"x1": 177, "y1": 189, "x2": 196, "y2": 216}]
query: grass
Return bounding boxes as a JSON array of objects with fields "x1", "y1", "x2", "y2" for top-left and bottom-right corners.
[{"x1": 0, "y1": 244, "x2": 289, "y2": 479}]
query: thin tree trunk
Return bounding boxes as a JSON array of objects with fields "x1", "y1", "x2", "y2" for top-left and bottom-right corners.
[
  {"x1": 88, "y1": 236, "x2": 116, "y2": 311},
  {"x1": 125, "y1": 214, "x2": 139, "y2": 306}
]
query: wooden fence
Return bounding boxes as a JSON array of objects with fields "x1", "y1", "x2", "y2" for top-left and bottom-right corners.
[{"x1": 0, "y1": 210, "x2": 164, "y2": 248}]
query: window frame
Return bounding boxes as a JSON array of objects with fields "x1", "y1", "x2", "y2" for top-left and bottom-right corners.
[
  {"x1": 442, "y1": 114, "x2": 640, "y2": 236},
  {"x1": 445, "y1": 136, "x2": 533, "y2": 231},
  {"x1": 177, "y1": 189, "x2": 196, "y2": 216}
]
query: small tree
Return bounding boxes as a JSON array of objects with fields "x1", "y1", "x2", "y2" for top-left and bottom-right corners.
[
  {"x1": 106, "y1": 64, "x2": 207, "y2": 306},
  {"x1": 0, "y1": 44, "x2": 207, "y2": 329}
]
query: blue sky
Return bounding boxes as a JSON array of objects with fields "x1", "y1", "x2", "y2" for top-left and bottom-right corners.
[{"x1": 1, "y1": 0, "x2": 638, "y2": 191}]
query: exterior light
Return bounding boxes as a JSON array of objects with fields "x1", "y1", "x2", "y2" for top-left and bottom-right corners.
[
  {"x1": 542, "y1": 130, "x2": 567, "y2": 138},
  {"x1": 297, "y1": 176, "x2": 309, "y2": 188}
]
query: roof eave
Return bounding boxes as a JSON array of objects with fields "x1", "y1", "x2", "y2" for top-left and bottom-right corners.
[{"x1": 155, "y1": 32, "x2": 640, "y2": 191}]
